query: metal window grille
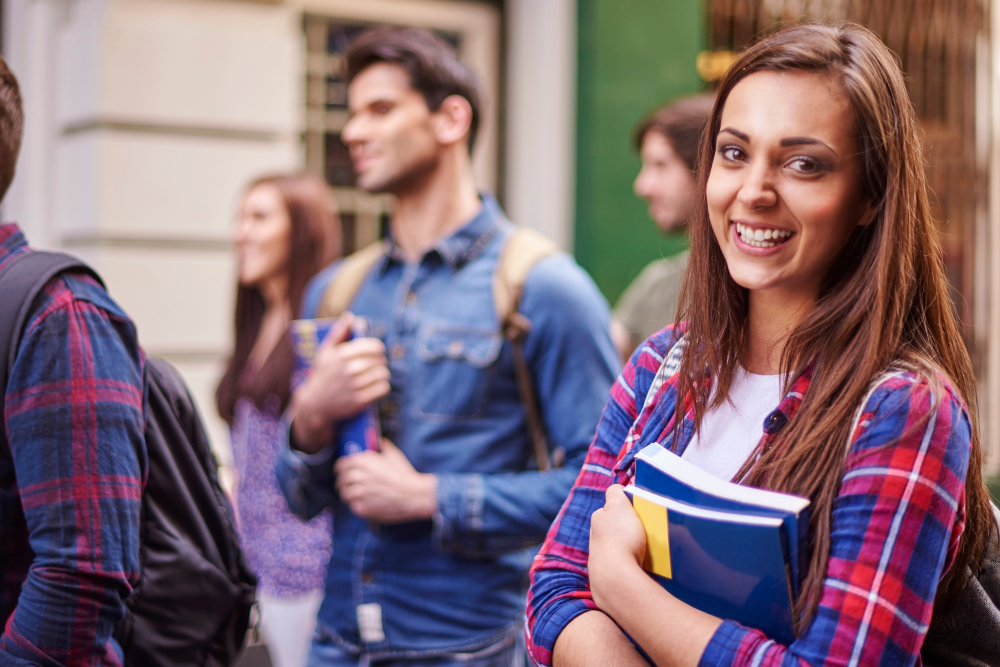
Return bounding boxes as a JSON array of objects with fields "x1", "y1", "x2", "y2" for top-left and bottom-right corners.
[{"x1": 303, "y1": 16, "x2": 461, "y2": 254}]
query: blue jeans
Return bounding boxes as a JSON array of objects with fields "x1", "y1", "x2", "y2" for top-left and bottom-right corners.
[{"x1": 306, "y1": 633, "x2": 526, "y2": 667}]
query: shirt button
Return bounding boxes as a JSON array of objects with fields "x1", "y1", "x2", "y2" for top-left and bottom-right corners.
[
  {"x1": 390, "y1": 344, "x2": 405, "y2": 359},
  {"x1": 361, "y1": 571, "x2": 374, "y2": 584},
  {"x1": 405, "y1": 291, "x2": 418, "y2": 306},
  {"x1": 765, "y1": 411, "x2": 787, "y2": 432},
  {"x1": 447, "y1": 339, "x2": 464, "y2": 358},
  {"x1": 382, "y1": 401, "x2": 398, "y2": 418}
]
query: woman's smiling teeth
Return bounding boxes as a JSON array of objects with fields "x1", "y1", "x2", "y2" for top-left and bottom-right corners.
[{"x1": 734, "y1": 222, "x2": 793, "y2": 248}]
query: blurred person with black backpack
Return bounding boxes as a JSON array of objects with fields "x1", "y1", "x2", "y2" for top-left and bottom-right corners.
[
  {"x1": 216, "y1": 173, "x2": 341, "y2": 667},
  {"x1": 0, "y1": 55, "x2": 255, "y2": 666}
]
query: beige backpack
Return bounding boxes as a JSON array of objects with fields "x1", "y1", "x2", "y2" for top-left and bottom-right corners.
[{"x1": 316, "y1": 228, "x2": 562, "y2": 471}]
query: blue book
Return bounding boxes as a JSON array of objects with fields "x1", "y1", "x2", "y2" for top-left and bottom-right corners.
[
  {"x1": 290, "y1": 317, "x2": 381, "y2": 457},
  {"x1": 634, "y1": 443, "x2": 810, "y2": 596},
  {"x1": 625, "y1": 484, "x2": 796, "y2": 645}
]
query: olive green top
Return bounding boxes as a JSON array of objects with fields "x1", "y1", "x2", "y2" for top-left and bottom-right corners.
[{"x1": 613, "y1": 250, "x2": 689, "y2": 345}]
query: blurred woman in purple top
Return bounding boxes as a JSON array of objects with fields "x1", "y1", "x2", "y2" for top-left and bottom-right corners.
[{"x1": 217, "y1": 172, "x2": 340, "y2": 667}]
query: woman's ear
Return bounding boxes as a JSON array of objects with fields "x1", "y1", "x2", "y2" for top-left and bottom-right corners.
[{"x1": 432, "y1": 94, "x2": 474, "y2": 147}]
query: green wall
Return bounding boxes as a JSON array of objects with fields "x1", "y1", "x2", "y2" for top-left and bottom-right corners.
[{"x1": 575, "y1": 0, "x2": 706, "y2": 304}]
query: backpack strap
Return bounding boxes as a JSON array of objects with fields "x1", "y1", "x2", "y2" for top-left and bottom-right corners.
[
  {"x1": 493, "y1": 228, "x2": 561, "y2": 471},
  {"x1": 0, "y1": 250, "x2": 102, "y2": 400},
  {"x1": 315, "y1": 229, "x2": 562, "y2": 472},
  {"x1": 316, "y1": 241, "x2": 390, "y2": 319}
]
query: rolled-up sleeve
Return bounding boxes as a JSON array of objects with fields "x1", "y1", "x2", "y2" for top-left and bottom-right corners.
[
  {"x1": 2, "y1": 275, "x2": 146, "y2": 665},
  {"x1": 275, "y1": 422, "x2": 339, "y2": 522}
]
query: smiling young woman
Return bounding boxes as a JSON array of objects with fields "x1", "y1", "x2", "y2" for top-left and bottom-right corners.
[{"x1": 524, "y1": 22, "x2": 996, "y2": 667}]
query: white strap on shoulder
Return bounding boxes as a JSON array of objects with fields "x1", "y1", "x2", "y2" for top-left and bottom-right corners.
[{"x1": 640, "y1": 334, "x2": 688, "y2": 416}]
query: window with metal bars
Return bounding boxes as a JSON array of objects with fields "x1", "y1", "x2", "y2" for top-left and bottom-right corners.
[{"x1": 302, "y1": 16, "x2": 462, "y2": 254}]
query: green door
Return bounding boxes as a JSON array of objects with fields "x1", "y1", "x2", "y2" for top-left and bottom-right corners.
[{"x1": 575, "y1": 0, "x2": 706, "y2": 304}]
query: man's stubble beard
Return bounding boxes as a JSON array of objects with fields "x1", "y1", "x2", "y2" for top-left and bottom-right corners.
[{"x1": 360, "y1": 150, "x2": 441, "y2": 198}]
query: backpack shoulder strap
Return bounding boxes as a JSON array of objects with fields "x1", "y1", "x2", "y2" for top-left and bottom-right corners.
[
  {"x1": 492, "y1": 228, "x2": 562, "y2": 472},
  {"x1": 492, "y1": 228, "x2": 561, "y2": 335},
  {"x1": 0, "y1": 250, "x2": 101, "y2": 398},
  {"x1": 316, "y1": 240, "x2": 389, "y2": 319}
]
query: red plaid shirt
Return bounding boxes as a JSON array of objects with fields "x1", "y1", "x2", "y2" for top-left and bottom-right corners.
[
  {"x1": 0, "y1": 224, "x2": 146, "y2": 665},
  {"x1": 526, "y1": 325, "x2": 970, "y2": 666}
]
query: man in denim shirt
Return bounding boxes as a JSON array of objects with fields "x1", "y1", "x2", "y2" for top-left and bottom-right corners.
[{"x1": 277, "y1": 26, "x2": 618, "y2": 666}]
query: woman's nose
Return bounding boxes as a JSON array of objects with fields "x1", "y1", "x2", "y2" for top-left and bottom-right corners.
[
  {"x1": 737, "y1": 163, "x2": 778, "y2": 210},
  {"x1": 234, "y1": 218, "x2": 250, "y2": 246}
]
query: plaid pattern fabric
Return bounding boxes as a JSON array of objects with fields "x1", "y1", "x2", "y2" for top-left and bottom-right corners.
[
  {"x1": 0, "y1": 224, "x2": 146, "y2": 665},
  {"x1": 526, "y1": 325, "x2": 971, "y2": 667}
]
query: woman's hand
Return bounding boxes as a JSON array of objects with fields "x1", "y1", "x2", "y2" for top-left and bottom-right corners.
[
  {"x1": 588, "y1": 484, "x2": 647, "y2": 614},
  {"x1": 586, "y1": 484, "x2": 722, "y2": 667}
]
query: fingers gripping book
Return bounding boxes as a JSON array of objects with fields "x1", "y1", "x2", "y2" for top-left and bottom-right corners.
[
  {"x1": 291, "y1": 317, "x2": 381, "y2": 457},
  {"x1": 625, "y1": 443, "x2": 811, "y2": 645}
]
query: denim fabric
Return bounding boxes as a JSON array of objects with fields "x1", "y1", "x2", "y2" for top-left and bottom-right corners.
[
  {"x1": 306, "y1": 628, "x2": 526, "y2": 667},
  {"x1": 276, "y1": 196, "x2": 618, "y2": 658}
]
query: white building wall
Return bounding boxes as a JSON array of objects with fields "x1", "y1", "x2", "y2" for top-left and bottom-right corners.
[
  {"x1": 504, "y1": 0, "x2": 576, "y2": 250},
  {"x1": 3, "y1": 0, "x2": 303, "y2": 468},
  {"x1": 1, "y1": 0, "x2": 574, "y2": 472}
]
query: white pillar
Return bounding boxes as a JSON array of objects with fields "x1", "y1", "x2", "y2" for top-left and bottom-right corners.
[
  {"x1": 3, "y1": 0, "x2": 303, "y2": 468},
  {"x1": 504, "y1": 0, "x2": 577, "y2": 250}
]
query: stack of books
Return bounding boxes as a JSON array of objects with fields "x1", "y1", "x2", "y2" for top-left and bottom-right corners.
[{"x1": 624, "y1": 443, "x2": 810, "y2": 644}]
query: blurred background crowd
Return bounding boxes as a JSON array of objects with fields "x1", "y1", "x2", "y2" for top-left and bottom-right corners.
[{"x1": 1, "y1": 0, "x2": 998, "y2": 498}]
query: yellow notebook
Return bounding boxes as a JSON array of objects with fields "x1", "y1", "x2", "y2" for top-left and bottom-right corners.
[{"x1": 633, "y1": 494, "x2": 672, "y2": 579}]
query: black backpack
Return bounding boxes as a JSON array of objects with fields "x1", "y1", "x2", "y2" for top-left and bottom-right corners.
[{"x1": 0, "y1": 250, "x2": 257, "y2": 666}]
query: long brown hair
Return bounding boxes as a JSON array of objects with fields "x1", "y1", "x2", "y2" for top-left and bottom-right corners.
[
  {"x1": 674, "y1": 22, "x2": 993, "y2": 631},
  {"x1": 216, "y1": 173, "x2": 341, "y2": 424}
]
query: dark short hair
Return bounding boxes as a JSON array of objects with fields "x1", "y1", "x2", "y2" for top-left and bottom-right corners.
[
  {"x1": 344, "y1": 26, "x2": 483, "y2": 152},
  {"x1": 0, "y1": 55, "x2": 23, "y2": 202},
  {"x1": 633, "y1": 94, "x2": 715, "y2": 171}
]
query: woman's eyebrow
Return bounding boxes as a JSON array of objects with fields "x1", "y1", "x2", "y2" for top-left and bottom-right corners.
[
  {"x1": 780, "y1": 137, "x2": 837, "y2": 154},
  {"x1": 719, "y1": 127, "x2": 749, "y2": 142}
]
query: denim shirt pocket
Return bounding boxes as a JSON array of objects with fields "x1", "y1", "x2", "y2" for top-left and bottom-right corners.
[{"x1": 414, "y1": 324, "x2": 503, "y2": 420}]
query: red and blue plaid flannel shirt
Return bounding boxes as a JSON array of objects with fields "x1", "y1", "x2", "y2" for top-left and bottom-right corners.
[
  {"x1": 0, "y1": 224, "x2": 146, "y2": 665},
  {"x1": 526, "y1": 325, "x2": 970, "y2": 666}
]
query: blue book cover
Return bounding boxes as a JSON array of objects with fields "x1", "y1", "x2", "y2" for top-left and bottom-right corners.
[
  {"x1": 625, "y1": 484, "x2": 796, "y2": 645},
  {"x1": 290, "y1": 317, "x2": 381, "y2": 457},
  {"x1": 633, "y1": 443, "x2": 810, "y2": 596}
]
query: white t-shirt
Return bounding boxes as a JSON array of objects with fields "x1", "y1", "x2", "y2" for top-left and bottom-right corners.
[{"x1": 683, "y1": 368, "x2": 783, "y2": 482}]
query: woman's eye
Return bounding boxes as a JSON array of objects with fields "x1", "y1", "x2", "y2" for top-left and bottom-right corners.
[
  {"x1": 718, "y1": 145, "x2": 746, "y2": 162},
  {"x1": 787, "y1": 157, "x2": 823, "y2": 174}
]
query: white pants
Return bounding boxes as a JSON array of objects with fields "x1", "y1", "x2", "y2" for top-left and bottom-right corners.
[{"x1": 259, "y1": 590, "x2": 324, "y2": 667}]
